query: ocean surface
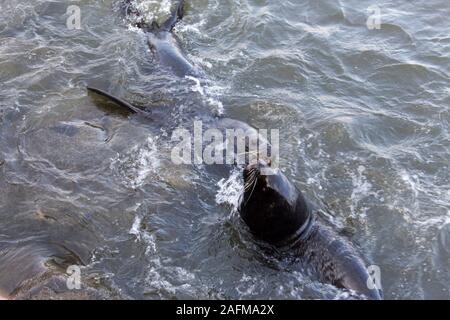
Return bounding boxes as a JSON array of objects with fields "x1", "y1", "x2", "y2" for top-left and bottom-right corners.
[{"x1": 0, "y1": 0, "x2": 449, "y2": 299}]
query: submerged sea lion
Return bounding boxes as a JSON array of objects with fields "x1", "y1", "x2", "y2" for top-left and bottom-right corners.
[
  {"x1": 86, "y1": 86, "x2": 269, "y2": 157},
  {"x1": 0, "y1": 242, "x2": 84, "y2": 300},
  {"x1": 239, "y1": 161, "x2": 383, "y2": 300},
  {"x1": 123, "y1": 0, "x2": 197, "y2": 77}
]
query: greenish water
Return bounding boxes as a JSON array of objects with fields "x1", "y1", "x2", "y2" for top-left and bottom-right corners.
[{"x1": 0, "y1": 0, "x2": 448, "y2": 299}]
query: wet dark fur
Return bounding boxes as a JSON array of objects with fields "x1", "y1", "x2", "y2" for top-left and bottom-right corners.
[{"x1": 239, "y1": 162, "x2": 383, "y2": 300}]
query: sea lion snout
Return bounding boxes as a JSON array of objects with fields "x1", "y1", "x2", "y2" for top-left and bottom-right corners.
[{"x1": 240, "y1": 161, "x2": 311, "y2": 243}]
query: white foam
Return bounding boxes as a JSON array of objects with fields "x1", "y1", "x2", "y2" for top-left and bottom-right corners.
[
  {"x1": 208, "y1": 97, "x2": 224, "y2": 115},
  {"x1": 215, "y1": 169, "x2": 243, "y2": 212},
  {"x1": 112, "y1": 136, "x2": 160, "y2": 189},
  {"x1": 186, "y1": 75, "x2": 205, "y2": 95},
  {"x1": 127, "y1": 0, "x2": 173, "y2": 26},
  {"x1": 144, "y1": 256, "x2": 197, "y2": 297},
  {"x1": 350, "y1": 165, "x2": 372, "y2": 219},
  {"x1": 129, "y1": 215, "x2": 143, "y2": 241},
  {"x1": 129, "y1": 213, "x2": 157, "y2": 254},
  {"x1": 400, "y1": 170, "x2": 420, "y2": 200},
  {"x1": 235, "y1": 273, "x2": 260, "y2": 297},
  {"x1": 177, "y1": 17, "x2": 207, "y2": 36},
  {"x1": 414, "y1": 214, "x2": 450, "y2": 228},
  {"x1": 302, "y1": 24, "x2": 338, "y2": 38},
  {"x1": 185, "y1": 76, "x2": 226, "y2": 115}
]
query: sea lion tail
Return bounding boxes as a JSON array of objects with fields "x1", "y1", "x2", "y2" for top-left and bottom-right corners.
[{"x1": 160, "y1": 0, "x2": 186, "y2": 32}]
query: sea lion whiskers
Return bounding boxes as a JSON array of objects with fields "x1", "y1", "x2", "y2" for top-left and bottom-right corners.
[
  {"x1": 242, "y1": 165, "x2": 260, "y2": 207},
  {"x1": 243, "y1": 165, "x2": 258, "y2": 191}
]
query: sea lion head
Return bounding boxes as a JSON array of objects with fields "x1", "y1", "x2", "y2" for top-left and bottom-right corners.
[{"x1": 239, "y1": 161, "x2": 311, "y2": 244}]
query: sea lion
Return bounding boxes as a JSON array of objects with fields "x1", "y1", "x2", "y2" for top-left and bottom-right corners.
[
  {"x1": 0, "y1": 242, "x2": 84, "y2": 299},
  {"x1": 239, "y1": 161, "x2": 383, "y2": 300},
  {"x1": 86, "y1": 87, "x2": 381, "y2": 300},
  {"x1": 90, "y1": 1, "x2": 381, "y2": 300},
  {"x1": 86, "y1": 87, "x2": 270, "y2": 165},
  {"x1": 123, "y1": 0, "x2": 197, "y2": 77}
]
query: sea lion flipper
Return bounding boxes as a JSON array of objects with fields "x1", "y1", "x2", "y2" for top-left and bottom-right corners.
[
  {"x1": 87, "y1": 86, "x2": 144, "y2": 115},
  {"x1": 161, "y1": 0, "x2": 185, "y2": 32}
]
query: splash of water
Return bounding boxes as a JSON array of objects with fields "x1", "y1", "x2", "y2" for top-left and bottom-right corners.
[
  {"x1": 215, "y1": 169, "x2": 243, "y2": 212},
  {"x1": 112, "y1": 136, "x2": 160, "y2": 189},
  {"x1": 125, "y1": 0, "x2": 173, "y2": 26},
  {"x1": 185, "y1": 76, "x2": 225, "y2": 115},
  {"x1": 350, "y1": 165, "x2": 373, "y2": 220}
]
